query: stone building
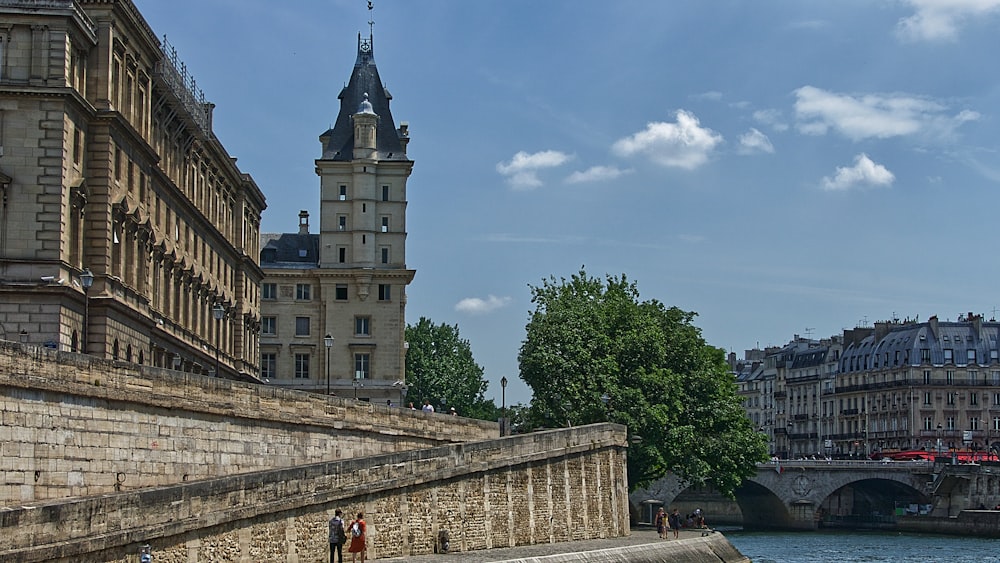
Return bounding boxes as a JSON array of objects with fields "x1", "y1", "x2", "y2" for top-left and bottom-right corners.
[
  {"x1": 259, "y1": 30, "x2": 415, "y2": 403},
  {"x1": 0, "y1": 0, "x2": 266, "y2": 379},
  {"x1": 744, "y1": 313, "x2": 1000, "y2": 459}
]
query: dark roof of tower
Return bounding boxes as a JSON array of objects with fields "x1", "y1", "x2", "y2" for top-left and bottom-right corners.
[{"x1": 320, "y1": 33, "x2": 406, "y2": 162}]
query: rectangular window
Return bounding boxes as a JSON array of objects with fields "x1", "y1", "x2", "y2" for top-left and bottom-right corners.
[
  {"x1": 995, "y1": 393, "x2": 1000, "y2": 406},
  {"x1": 969, "y1": 370, "x2": 979, "y2": 385},
  {"x1": 971, "y1": 417, "x2": 980, "y2": 430},
  {"x1": 335, "y1": 284, "x2": 348, "y2": 300},
  {"x1": 968, "y1": 349, "x2": 977, "y2": 364},
  {"x1": 354, "y1": 353, "x2": 370, "y2": 380},
  {"x1": 381, "y1": 216, "x2": 389, "y2": 233},
  {"x1": 262, "y1": 317, "x2": 276, "y2": 336},
  {"x1": 339, "y1": 185, "x2": 347, "y2": 200},
  {"x1": 381, "y1": 247, "x2": 389, "y2": 264},
  {"x1": 355, "y1": 316, "x2": 370, "y2": 336},
  {"x1": 261, "y1": 353, "x2": 276, "y2": 379},
  {"x1": 262, "y1": 283, "x2": 277, "y2": 300},
  {"x1": 944, "y1": 349, "x2": 954, "y2": 363},
  {"x1": 947, "y1": 416, "x2": 955, "y2": 430},
  {"x1": 295, "y1": 283, "x2": 311, "y2": 300},
  {"x1": 923, "y1": 392, "x2": 931, "y2": 405},
  {"x1": 294, "y1": 353, "x2": 310, "y2": 379},
  {"x1": 971, "y1": 392, "x2": 979, "y2": 406},
  {"x1": 338, "y1": 247, "x2": 346, "y2": 263},
  {"x1": 923, "y1": 417, "x2": 933, "y2": 431},
  {"x1": 947, "y1": 392, "x2": 956, "y2": 406},
  {"x1": 923, "y1": 370, "x2": 931, "y2": 384},
  {"x1": 73, "y1": 128, "x2": 82, "y2": 165},
  {"x1": 295, "y1": 316, "x2": 310, "y2": 336},
  {"x1": 338, "y1": 215, "x2": 347, "y2": 231},
  {"x1": 378, "y1": 284, "x2": 391, "y2": 301},
  {"x1": 382, "y1": 185, "x2": 390, "y2": 201},
  {"x1": 994, "y1": 417, "x2": 1000, "y2": 432}
]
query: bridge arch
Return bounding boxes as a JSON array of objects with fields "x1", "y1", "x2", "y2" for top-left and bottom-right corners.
[{"x1": 630, "y1": 462, "x2": 934, "y2": 530}]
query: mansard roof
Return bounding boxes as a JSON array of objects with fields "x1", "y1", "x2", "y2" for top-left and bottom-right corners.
[
  {"x1": 320, "y1": 33, "x2": 406, "y2": 162},
  {"x1": 839, "y1": 316, "x2": 1000, "y2": 372},
  {"x1": 260, "y1": 233, "x2": 319, "y2": 269}
]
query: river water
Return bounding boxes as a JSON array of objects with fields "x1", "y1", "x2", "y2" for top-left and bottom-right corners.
[{"x1": 725, "y1": 530, "x2": 1000, "y2": 563}]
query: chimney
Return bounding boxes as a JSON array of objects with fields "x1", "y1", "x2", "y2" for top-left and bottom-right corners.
[
  {"x1": 928, "y1": 315, "x2": 939, "y2": 337},
  {"x1": 298, "y1": 210, "x2": 310, "y2": 234}
]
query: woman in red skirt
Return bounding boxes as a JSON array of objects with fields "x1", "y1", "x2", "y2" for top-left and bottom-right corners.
[{"x1": 347, "y1": 512, "x2": 366, "y2": 562}]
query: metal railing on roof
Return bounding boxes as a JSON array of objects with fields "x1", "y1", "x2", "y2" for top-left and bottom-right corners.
[{"x1": 154, "y1": 35, "x2": 211, "y2": 136}]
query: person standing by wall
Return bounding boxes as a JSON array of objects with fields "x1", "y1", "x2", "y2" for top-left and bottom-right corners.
[
  {"x1": 347, "y1": 512, "x2": 367, "y2": 563},
  {"x1": 668, "y1": 508, "x2": 681, "y2": 539},
  {"x1": 328, "y1": 509, "x2": 346, "y2": 563}
]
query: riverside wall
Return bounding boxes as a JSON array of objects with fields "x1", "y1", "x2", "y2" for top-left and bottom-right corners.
[
  {"x1": 0, "y1": 341, "x2": 497, "y2": 505},
  {"x1": 1, "y1": 425, "x2": 630, "y2": 562}
]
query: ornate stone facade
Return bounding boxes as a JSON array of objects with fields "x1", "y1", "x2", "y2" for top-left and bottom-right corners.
[
  {"x1": 259, "y1": 31, "x2": 414, "y2": 402},
  {"x1": 0, "y1": 0, "x2": 266, "y2": 379}
]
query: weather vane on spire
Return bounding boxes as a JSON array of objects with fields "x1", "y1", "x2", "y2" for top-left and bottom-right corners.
[{"x1": 368, "y1": 1, "x2": 374, "y2": 38}]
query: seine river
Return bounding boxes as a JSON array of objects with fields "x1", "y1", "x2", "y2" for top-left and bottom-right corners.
[{"x1": 725, "y1": 530, "x2": 1000, "y2": 563}]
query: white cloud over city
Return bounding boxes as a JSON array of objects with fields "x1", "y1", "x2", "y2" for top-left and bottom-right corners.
[
  {"x1": 565, "y1": 165, "x2": 631, "y2": 184},
  {"x1": 737, "y1": 128, "x2": 775, "y2": 154},
  {"x1": 454, "y1": 295, "x2": 513, "y2": 315},
  {"x1": 496, "y1": 150, "x2": 573, "y2": 189},
  {"x1": 793, "y1": 86, "x2": 980, "y2": 141},
  {"x1": 896, "y1": 0, "x2": 1000, "y2": 42},
  {"x1": 611, "y1": 110, "x2": 723, "y2": 170},
  {"x1": 821, "y1": 153, "x2": 895, "y2": 191}
]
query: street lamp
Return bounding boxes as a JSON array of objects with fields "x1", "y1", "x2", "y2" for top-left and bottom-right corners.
[
  {"x1": 212, "y1": 303, "x2": 225, "y2": 377},
  {"x1": 600, "y1": 393, "x2": 611, "y2": 421},
  {"x1": 353, "y1": 375, "x2": 361, "y2": 400},
  {"x1": 80, "y1": 268, "x2": 93, "y2": 354},
  {"x1": 937, "y1": 423, "x2": 944, "y2": 459},
  {"x1": 500, "y1": 376, "x2": 508, "y2": 436},
  {"x1": 324, "y1": 334, "x2": 334, "y2": 395}
]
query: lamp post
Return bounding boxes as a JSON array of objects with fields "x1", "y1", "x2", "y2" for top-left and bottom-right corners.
[
  {"x1": 212, "y1": 303, "x2": 225, "y2": 377},
  {"x1": 353, "y1": 375, "x2": 361, "y2": 400},
  {"x1": 80, "y1": 268, "x2": 93, "y2": 354},
  {"x1": 600, "y1": 393, "x2": 611, "y2": 421},
  {"x1": 324, "y1": 334, "x2": 334, "y2": 395},
  {"x1": 500, "y1": 376, "x2": 508, "y2": 436},
  {"x1": 937, "y1": 423, "x2": 944, "y2": 459}
]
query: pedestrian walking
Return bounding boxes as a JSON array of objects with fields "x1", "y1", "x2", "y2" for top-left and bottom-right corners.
[
  {"x1": 329, "y1": 509, "x2": 346, "y2": 563},
  {"x1": 347, "y1": 512, "x2": 367, "y2": 562}
]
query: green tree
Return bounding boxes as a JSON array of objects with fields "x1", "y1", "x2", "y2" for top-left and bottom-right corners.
[
  {"x1": 518, "y1": 269, "x2": 767, "y2": 494},
  {"x1": 405, "y1": 317, "x2": 496, "y2": 419}
]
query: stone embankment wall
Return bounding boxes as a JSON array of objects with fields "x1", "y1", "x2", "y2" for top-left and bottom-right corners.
[
  {"x1": 0, "y1": 341, "x2": 497, "y2": 505},
  {"x1": 1, "y1": 425, "x2": 630, "y2": 563},
  {"x1": 899, "y1": 509, "x2": 1000, "y2": 538}
]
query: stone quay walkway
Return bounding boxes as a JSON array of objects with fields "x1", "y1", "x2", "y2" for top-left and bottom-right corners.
[{"x1": 376, "y1": 527, "x2": 740, "y2": 562}]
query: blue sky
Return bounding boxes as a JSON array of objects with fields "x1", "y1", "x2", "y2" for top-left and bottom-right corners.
[{"x1": 133, "y1": 1, "x2": 1000, "y2": 406}]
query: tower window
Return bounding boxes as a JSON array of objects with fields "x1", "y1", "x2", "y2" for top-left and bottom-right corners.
[
  {"x1": 339, "y1": 185, "x2": 347, "y2": 200},
  {"x1": 378, "y1": 284, "x2": 391, "y2": 301},
  {"x1": 382, "y1": 185, "x2": 389, "y2": 201}
]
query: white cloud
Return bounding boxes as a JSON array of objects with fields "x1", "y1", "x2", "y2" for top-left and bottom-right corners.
[
  {"x1": 737, "y1": 128, "x2": 775, "y2": 154},
  {"x1": 496, "y1": 150, "x2": 573, "y2": 190},
  {"x1": 752, "y1": 109, "x2": 789, "y2": 132},
  {"x1": 793, "y1": 85, "x2": 980, "y2": 141},
  {"x1": 612, "y1": 110, "x2": 723, "y2": 170},
  {"x1": 691, "y1": 90, "x2": 723, "y2": 101},
  {"x1": 565, "y1": 165, "x2": 631, "y2": 184},
  {"x1": 821, "y1": 153, "x2": 895, "y2": 191},
  {"x1": 897, "y1": 0, "x2": 1000, "y2": 42},
  {"x1": 454, "y1": 295, "x2": 512, "y2": 315}
]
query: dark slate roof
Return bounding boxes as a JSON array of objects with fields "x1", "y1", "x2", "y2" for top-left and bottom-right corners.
[
  {"x1": 260, "y1": 233, "x2": 319, "y2": 269},
  {"x1": 320, "y1": 33, "x2": 406, "y2": 162}
]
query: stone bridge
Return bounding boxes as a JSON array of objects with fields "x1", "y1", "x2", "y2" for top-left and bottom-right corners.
[{"x1": 631, "y1": 460, "x2": 936, "y2": 530}]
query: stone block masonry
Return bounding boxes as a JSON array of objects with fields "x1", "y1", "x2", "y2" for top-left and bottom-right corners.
[
  {"x1": 1, "y1": 424, "x2": 630, "y2": 562},
  {"x1": 0, "y1": 341, "x2": 497, "y2": 505}
]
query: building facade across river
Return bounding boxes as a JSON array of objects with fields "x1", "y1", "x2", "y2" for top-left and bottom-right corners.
[{"x1": 736, "y1": 313, "x2": 1000, "y2": 460}]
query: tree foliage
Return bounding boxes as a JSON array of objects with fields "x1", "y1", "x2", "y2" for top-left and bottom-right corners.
[
  {"x1": 405, "y1": 317, "x2": 496, "y2": 419},
  {"x1": 518, "y1": 269, "x2": 767, "y2": 494}
]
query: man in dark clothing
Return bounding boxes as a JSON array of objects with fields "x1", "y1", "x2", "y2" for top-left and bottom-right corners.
[{"x1": 329, "y1": 509, "x2": 346, "y2": 563}]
